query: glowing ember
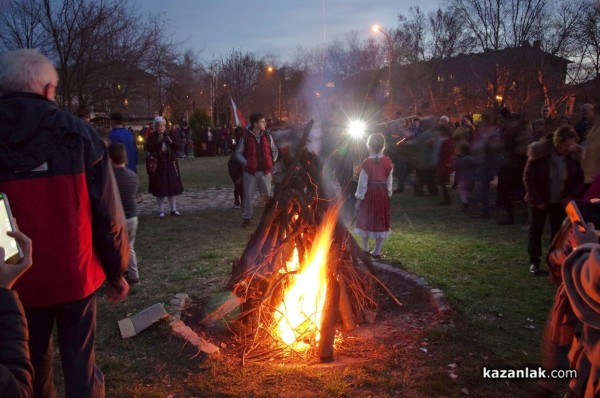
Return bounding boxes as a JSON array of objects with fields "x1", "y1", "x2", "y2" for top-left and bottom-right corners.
[{"x1": 273, "y1": 207, "x2": 339, "y2": 350}]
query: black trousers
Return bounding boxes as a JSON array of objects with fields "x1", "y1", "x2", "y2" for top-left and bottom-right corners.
[
  {"x1": 528, "y1": 203, "x2": 566, "y2": 266},
  {"x1": 436, "y1": 175, "x2": 451, "y2": 204},
  {"x1": 414, "y1": 168, "x2": 438, "y2": 196},
  {"x1": 26, "y1": 294, "x2": 104, "y2": 398}
]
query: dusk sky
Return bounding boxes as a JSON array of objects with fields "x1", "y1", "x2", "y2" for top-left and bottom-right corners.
[{"x1": 140, "y1": 0, "x2": 442, "y2": 64}]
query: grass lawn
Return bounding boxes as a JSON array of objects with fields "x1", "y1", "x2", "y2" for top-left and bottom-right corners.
[{"x1": 88, "y1": 155, "x2": 560, "y2": 397}]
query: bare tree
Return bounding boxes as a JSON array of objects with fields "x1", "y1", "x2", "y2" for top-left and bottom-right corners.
[
  {"x1": 506, "y1": 0, "x2": 545, "y2": 47},
  {"x1": 210, "y1": 49, "x2": 267, "y2": 123},
  {"x1": 0, "y1": 0, "x2": 190, "y2": 118},
  {"x1": 397, "y1": 7, "x2": 427, "y2": 63},
  {"x1": 38, "y1": 0, "x2": 156, "y2": 111},
  {"x1": 0, "y1": 0, "x2": 49, "y2": 51},
  {"x1": 526, "y1": 0, "x2": 585, "y2": 111},
  {"x1": 166, "y1": 50, "x2": 207, "y2": 120},
  {"x1": 428, "y1": 7, "x2": 476, "y2": 59},
  {"x1": 574, "y1": 0, "x2": 600, "y2": 82},
  {"x1": 449, "y1": 0, "x2": 505, "y2": 51},
  {"x1": 542, "y1": 0, "x2": 586, "y2": 57}
]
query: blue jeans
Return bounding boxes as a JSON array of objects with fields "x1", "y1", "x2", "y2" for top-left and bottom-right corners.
[
  {"x1": 26, "y1": 294, "x2": 104, "y2": 398},
  {"x1": 126, "y1": 216, "x2": 139, "y2": 280},
  {"x1": 242, "y1": 171, "x2": 272, "y2": 220}
]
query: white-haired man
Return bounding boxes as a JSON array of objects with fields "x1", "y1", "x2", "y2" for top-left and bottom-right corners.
[{"x1": 0, "y1": 48, "x2": 130, "y2": 397}]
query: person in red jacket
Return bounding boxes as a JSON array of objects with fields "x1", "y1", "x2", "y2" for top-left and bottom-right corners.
[
  {"x1": 234, "y1": 113, "x2": 279, "y2": 227},
  {"x1": 0, "y1": 49, "x2": 130, "y2": 398}
]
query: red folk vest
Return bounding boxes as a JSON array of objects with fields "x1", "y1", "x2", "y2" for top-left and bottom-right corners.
[{"x1": 244, "y1": 130, "x2": 273, "y2": 175}]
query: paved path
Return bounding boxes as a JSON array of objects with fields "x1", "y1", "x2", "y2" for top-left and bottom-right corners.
[
  {"x1": 137, "y1": 187, "x2": 239, "y2": 215},
  {"x1": 137, "y1": 180, "x2": 347, "y2": 216}
]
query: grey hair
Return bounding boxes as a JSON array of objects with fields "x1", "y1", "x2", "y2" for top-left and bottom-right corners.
[{"x1": 0, "y1": 49, "x2": 58, "y2": 95}]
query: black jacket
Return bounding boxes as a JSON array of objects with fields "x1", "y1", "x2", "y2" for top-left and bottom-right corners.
[{"x1": 0, "y1": 289, "x2": 33, "y2": 398}]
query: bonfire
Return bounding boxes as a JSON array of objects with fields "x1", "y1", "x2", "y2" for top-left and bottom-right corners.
[{"x1": 227, "y1": 120, "x2": 401, "y2": 363}]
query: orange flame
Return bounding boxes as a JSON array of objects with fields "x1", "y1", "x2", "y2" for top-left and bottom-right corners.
[{"x1": 273, "y1": 206, "x2": 339, "y2": 350}]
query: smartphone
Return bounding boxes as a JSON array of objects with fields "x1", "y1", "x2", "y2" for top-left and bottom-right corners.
[
  {"x1": 565, "y1": 200, "x2": 587, "y2": 232},
  {"x1": 0, "y1": 193, "x2": 23, "y2": 264}
]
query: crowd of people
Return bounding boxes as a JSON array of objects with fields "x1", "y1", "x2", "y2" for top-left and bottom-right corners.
[
  {"x1": 1, "y1": 45, "x2": 600, "y2": 397},
  {"x1": 375, "y1": 105, "x2": 599, "y2": 273},
  {"x1": 362, "y1": 106, "x2": 600, "y2": 396}
]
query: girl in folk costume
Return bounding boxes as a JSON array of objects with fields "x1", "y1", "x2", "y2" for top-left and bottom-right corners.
[{"x1": 354, "y1": 133, "x2": 394, "y2": 259}]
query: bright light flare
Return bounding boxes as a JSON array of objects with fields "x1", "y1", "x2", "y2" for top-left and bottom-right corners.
[
  {"x1": 348, "y1": 120, "x2": 366, "y2": 138},
  {"x1": 372, "y1": 24, "x2": 381, "y2": 33}
]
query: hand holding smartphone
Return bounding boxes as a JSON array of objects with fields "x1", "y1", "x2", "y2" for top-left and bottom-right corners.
[
  {"x1": 0, "y1": 230, "x2": 32, "y2": 289},
  {"x1": 0, "y1": 193, "x2": 23, "y2": 264},
  {"x1": 565, "y1": 200, "x2": 587, "y2": 232}
]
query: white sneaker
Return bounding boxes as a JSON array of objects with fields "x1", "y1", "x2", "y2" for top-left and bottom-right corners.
[{"x1": 159, "y1": 212, "x2": 165, "y2": 218}]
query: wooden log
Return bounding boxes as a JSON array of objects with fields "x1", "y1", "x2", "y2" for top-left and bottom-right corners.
[
  {"x1": 267, "y1": 220, "x2": 280, "y2": 252},
  {"x1": 317, "y1": 251, "x2": 340, "y2": 362},
  {"x1": 337, "y1": 219, "x2": 379, "y2": 276},
  {"x1": 338, "y1": 274, "x2": 356, "y2": 331},
  {"x1": 252, "y1": 199, "x2": 280, "y2": 260},
  {"x1": 275, "y1": 120, "x2": 314, "y2": 191}
]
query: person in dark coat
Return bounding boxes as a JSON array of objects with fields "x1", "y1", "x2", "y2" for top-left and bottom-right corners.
[
  {"x1": 227, "y1": 127, "x2": 245, "y2": 208},
  {"x1": 0, "y1": 231, "x2": 33, "y2": 398},
  {"x1": 435, "y1": 124, "x2": 456, "y2": 205},
  {"x1": 495, "y1": 109, "x2": 532, "y2": 225},
  {"x1": 524, "y1": 126, "x2": 584, "y2": 275},
  {"x1": 145, "y1": 116, "x2": 184, "y2": 217}
]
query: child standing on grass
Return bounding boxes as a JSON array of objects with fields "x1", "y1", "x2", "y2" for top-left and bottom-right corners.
[{"x1": 355, "y1": 133, "x2": 394, "y2": 259}]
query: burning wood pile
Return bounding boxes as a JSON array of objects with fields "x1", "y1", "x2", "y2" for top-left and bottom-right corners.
[{"x1": 228, "y1": 120, "x2": 401, "y2": 363}]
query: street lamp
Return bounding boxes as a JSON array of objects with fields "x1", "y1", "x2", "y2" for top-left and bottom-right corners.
[
  {"x1": 266, "y1": 66, "x2": 282, "y2": 120},
  {"x1": 372, "y1": 24, "x2": 393, "y2": 104}
]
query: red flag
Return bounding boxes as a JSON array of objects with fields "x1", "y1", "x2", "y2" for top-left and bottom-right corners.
[{"x1": 230, "y1": 97, "x2": 247, "y2": 127}]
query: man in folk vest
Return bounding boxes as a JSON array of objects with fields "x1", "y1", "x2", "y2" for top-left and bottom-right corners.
[{"x1": 234, "y1": 113, "x2": 279, "y2": 227}]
